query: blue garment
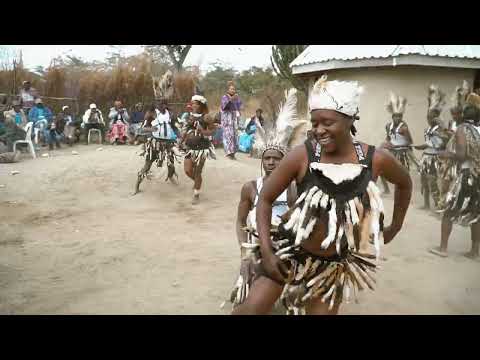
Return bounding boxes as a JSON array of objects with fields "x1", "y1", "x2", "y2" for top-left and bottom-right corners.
[
  {"x1": 246, "y1": 123, "x2": 256, "y2": 135},
  {"x1": 29, "y1": 106, "x2": 53, "y2": 125},
  {"x1": 15, "y1": 113, "x2": 22, "y2": 125},
  {"x1": 44, "y1": 128, "x2": 65, "y2": 144},
  {"x1": 238, "y1": 132, "x2": 254, "y2": 153},
  {"x1": 131, "y1": 111, "x2": 144, "y2": 124}
]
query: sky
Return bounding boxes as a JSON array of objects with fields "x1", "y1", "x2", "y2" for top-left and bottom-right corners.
[{"x1": 4, "y1": 45, "x2": 273, "y2": 73}]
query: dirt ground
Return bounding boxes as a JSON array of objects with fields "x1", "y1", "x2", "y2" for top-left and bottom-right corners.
[{"x1": 0, "y1": 144, "x2": 478, "y2": 315}]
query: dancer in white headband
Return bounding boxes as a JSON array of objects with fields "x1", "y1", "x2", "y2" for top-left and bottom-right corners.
[{"x1": 232, "y1": 75, "x2": 412, "y2": 315}]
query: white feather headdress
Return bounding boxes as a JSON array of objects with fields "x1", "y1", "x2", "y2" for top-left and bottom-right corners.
[
  {"x1": 386, "y1": 92, "x2": 407, "y2": 115},
  {"x1": 428, "y1": 85, "x2": 446, "y2": 113},
  {"x1": 308, "y1": 75, "x2": 363, "y2": 118},
  {"x1": 450, "y1": 80, "x2": 470, "y2": 112},
  {"x1": 253, "y1": 88, "x2": 306, "y2": 156}
]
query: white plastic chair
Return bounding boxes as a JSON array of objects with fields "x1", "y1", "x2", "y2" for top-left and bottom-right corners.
[
  {"x1": 88, "y1": 128, "x2": 102, "y2": 145},
  {"x1": 13, "y1": 122, "x2": 36, "y2": 159},
  {"x1": 32, "y1": 119, "x2": 47, "y2": 145}
]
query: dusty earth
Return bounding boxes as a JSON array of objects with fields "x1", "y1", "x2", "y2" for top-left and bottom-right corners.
[{"x1": 0, "y1": 144, "x2": 478, "y2": 315}]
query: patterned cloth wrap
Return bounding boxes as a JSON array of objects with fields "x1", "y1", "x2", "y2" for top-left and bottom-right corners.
[{"x1": 439, "y1": 123, "x2": 480, "y2": 225}]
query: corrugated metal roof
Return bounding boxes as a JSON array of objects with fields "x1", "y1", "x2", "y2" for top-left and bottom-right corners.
[{"x1": 290, "y1": 45, "x2": 480, "y2": 68}]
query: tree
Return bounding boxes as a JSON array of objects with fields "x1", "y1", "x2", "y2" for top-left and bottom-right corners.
[
  {"x1": 143, "y1": 45, "x2": 192, "y2": 71},
  {"x1": 270, "y1": 45, "x2": 308, "y2": 94},
  {"x1": 165, "y1": 45, "x2": 192, "y2": 71},
  {"x1": 199, "y1": 62, "x2": 236, "y2": 95}
]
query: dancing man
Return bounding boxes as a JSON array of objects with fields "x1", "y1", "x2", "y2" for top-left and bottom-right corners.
[
  {"x1": 430, "y1": 93, "x2": 480, "y2": 259},
  {"x1": 414, "y1": 85, "x2": 450, "y2": 210},
  {"x1": 438, "y1": 81, "x2": 470, "y2": 208},
  {"x1": 133, "y1": 99, "x2": 181, "y2": 195},
  {"x1": 226, "y1": 89, "x2": 303, "y2": 309},
  {"x1": 232, "y1": 76, "x2": 412, "y2": 315},
  {"x1": 380, "y1": 92, "x2": 417, "y2": 194}
]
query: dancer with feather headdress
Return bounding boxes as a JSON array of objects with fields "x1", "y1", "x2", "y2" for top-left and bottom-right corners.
[
  {"x1": 414, "y1": 85, "x2": 450, "y2": 210},
  {"x1": 437, "y1": 81, "x2": 471, "y2": 207},
  {"x1": 448, "y1": 80, "x2": 470, "y2": 134},
  {"x1": 133, "y1": 98, "x2": 182, "y2": 195},
  {"x1": 232, "y1": 75, "x2": 412, "y2": 315},
  {"x1": 430, "y1": 93, "x2": 480, "y2": 259},
  {"x1": 224, "y1": 89, "x2": 304, "y2": 309},
  {"x1": 380, "y1": 92, "x2": 418, "y2": 194}
]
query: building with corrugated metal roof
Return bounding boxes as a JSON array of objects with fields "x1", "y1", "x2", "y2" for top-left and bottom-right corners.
[{"x1": 290, "y1": 45, "x2": 480, "y2": 146}]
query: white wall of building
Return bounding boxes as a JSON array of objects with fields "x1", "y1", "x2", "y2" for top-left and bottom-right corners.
[{"x1": 304, "y1": 66, "x2": 476, "y2": 152}]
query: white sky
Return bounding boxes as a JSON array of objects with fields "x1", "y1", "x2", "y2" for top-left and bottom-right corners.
[{"x1": 5, "y1": 45, "x2": 273, "y2": 72}]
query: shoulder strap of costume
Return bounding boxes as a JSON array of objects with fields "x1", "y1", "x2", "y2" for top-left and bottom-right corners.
[
  {"x1": 305, "y1": 139, "x2": 322, "y2": 164},
  {"x1": 365, "y1": 145, "x2": 376, "y2": 169},
  {"x1": 352, "y1": 140, "x2": 366, "y2": 164},
  {"x1": 352, "y1": 141, "x2": 375, "y2": 168}
]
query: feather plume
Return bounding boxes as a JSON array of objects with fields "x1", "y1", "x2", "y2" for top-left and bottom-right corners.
[
  {"x1": 428, "y1": 84, "x2": 446, "y2": 112},
  {"x1": 450, "y1": 80, "x2": 470, "y2": 111},
  {"x1": 253, "y1": 88, "x2": 305, "y2": 156},
  {"x1": 386, "y1": 92, "x2": 407, "y2": 115}
]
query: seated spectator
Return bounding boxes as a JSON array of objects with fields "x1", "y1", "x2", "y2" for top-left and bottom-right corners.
[
  {"x1": 19, "y1": 81, "x2": 39, "y2": 114},
  {"x1": 28, "y1": 98, "x2": 53, "y2": 148},
  {"x1": 4, "y1": 101, "x2": 27, "y2": 127},
  {"x1": 212, "y1": 111, "x2": 223, "y2": 148},
  {"x1": 45, "y1": 113, "x2": 66, "y2": 150},
  {"x1": 238, "y1": 108, "x2": 264, "y2": 155},
  {"x1": 61, "y1": 105, "x2": 80, "y2": 145},
  {"x1": 129, "y1": 102, "x2": 145, "y2": 144},
  {"x1": 82, "y1": 103, "x2": 105, "y2": 144},
  {"x1": 108, "y1": 100, "x2": 129, "y2": 145}
]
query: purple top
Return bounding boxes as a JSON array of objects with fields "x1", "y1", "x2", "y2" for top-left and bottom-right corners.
[{"x1": 221, "y1": 94, "x2": 242, "y2": 112}]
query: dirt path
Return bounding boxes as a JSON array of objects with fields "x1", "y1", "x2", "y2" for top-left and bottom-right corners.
[{"x1": 0, "y1": 145, "x2": 478, "y2": 314}]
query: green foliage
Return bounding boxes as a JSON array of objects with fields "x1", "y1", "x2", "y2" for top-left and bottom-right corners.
[
  {"x1": 270, "y1": 45, "x2": 308, "y2": 94},
  {"x1": 143, "y1": 45, "x2": 191, "y2": 71}
]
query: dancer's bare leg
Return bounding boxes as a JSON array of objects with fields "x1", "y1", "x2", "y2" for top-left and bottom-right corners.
[
  {"x1": 420, "y1": 174, "x2": 431, "y2": 210},
  {"x1": 192, "y1": 157, "x2": 206, "y2": 204},
  {"x1": 465, "y1": 222, "x2": 480, "y2": 259},
  {"x1": 430, "y1": 212, "x2": 452, "y2": 257},
  {"x1": 231, "y1": 277, "x2": 283, "y2": 315},
  {"x1": 133, "y1": 159, "x2": 154, "y2": 195},
  {"x1": 184, "y1": 157, "x2": 194, "y2": 180},
  {"x1": 306, "y1": 296, "x2": 341, "y2": 315}
]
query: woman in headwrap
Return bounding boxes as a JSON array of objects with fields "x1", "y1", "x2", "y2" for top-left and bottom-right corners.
[
  {"x1": 220, "y1": 81, "x2": 242, "y2": 160},
  {"x1": 183, "y1": 95, "x2": 217, "y2": 204},
  {"x1": 231, "y1": 76, "x2": 412, "y2": 315}
]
